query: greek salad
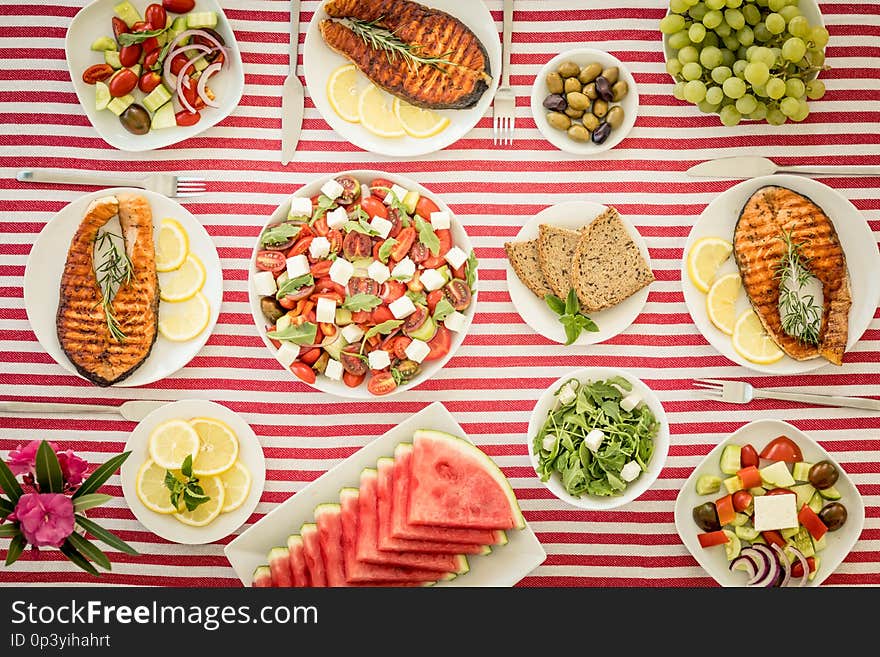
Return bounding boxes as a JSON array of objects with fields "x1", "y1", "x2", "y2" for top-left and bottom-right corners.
[
  {"x1": 691, "y1": 435, "x2": 848, "y2": 587},
  {"x1": 253, "y1": 174, "x2": 477, "y2": 396},
  {"x1": 80, "y1": 1, "x2": 229, "y2": 135}
]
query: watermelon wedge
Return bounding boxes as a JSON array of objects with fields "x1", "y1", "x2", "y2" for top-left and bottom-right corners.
[
  {"x1": 268, "y1": 546, "x2": 294, "y2": 587},
  {"x1": 391, "y1": 443, "x2": 508, "y2": 545},
  {"x1": 376, "y1": 457, "x2": 491, "y2": 556},
  {"x1": 314, "y1": 504, "x2": 348, "y2": 587},
  {"x1": 287, "y1": 535, "x2": 310, "y2": 587},
  {"x1": 300, "y1": 523, "x2": 326, "y2": 587},
  {"x1": 408, "y1": 429, "x2": 525, "y2": 530},
  {"x1": 356, "y1": 469, "x2": 470, "y2": 573},
  {"x1": 252, "y1": 565, "x2": 272, "y2": 588}
]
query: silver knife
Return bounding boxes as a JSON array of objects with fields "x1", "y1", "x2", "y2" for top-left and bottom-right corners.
[
  {"x1": 280, "y1": 0, "x2": 304, "y2": 165},
  {"x1": 687, "y1": 156, "x2": 880, "y2": 179},
  {"x1": 0, "y1": 400, "x2": 169, "y2": 422}
]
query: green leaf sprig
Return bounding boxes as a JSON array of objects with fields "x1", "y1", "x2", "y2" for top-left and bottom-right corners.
[
  {"x1": 433, "y1": 297, "x2": 455, "y2": 322},
  {"x1": 164, "y1": 455, "x2": 210, "y2": 513},
  {"x1": 545, "y1": 289, "x2": 599, "y2": 345},
  {"x1": 774, "y1": 227, "x2": 822, "y2": 346},
  {"x1": 465, "y1": 249, "x2": 478, "y2": 292},
  {"x1": 342, "y1": 18, "x2": 455, "y2": 73},
  {"x1": 94, "y1": 229, "x2": 132, "y2": 343},
  {"x1": 378, "y1": 238, "x2": 398, "y2": 263}
]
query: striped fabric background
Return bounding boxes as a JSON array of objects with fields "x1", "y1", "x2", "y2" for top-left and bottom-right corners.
[{"x1": 0, "y1": 0, "x2": 877, "y2": 587}]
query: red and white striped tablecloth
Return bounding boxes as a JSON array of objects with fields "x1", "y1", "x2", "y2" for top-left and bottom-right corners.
[{"x1": 0, "y1": 0, "x2": 877, "y2": 587}]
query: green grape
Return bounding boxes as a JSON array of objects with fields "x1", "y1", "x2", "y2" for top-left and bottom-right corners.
[
  {"x1": 750, "y1": 46, "x2": 775, "y2": 67},
  {"x1": 807, "y1": 49, "x2": 825, "y2": 67},
  {"x1": 682, "y1": 62, "x2": 704, "y2": 80},
  {"x1": 768, "y1": 0, "x2": 786, "y2": 11},
  {"x1": 684, "y1": 79, "x2": 708, "y2": 103},
  {"x1": 723, "y1": 34, "x2": 741, "y2": 50},
  {"x1": 756, "y1": 0, "x2": 770, "y2": 6},
  {"x1": 737, "y1": 26, "x2": 754, "y2": 46},
  {"x1": 723, "y1": 76, "x2": 747, "y2": 98},
  {"x1": 753, "y1": 83, "x2": 768, "y2": 97},
  {"x1": 715, "y1": 22, "x2": 732, "y2": 38},
  {"x1": 744, "y1": 61, "x2": 770, "y2": 85},
  {"x1": 765, "y1": 12, "x2": 785, "y2": 34},
  {"x1": 792, "y1": 100, "x2": 810, "y2": 122},
  {"x1": 735, "y1": 93, "x2": 758, "y2": 114},
  {"x1": 660, "y1": 14, "x2": 687, "y2": 34},
  {"x1": 670, "y1": 0, "x2": 690, "y2": 13},
  {"x1": 700, "y1": 46, "x2": 723, "y2": 68},
  {"x1": 704, "y1": 32, "x2": 720, "y2": 48},
  {"x1": 673, "y1": 81, "x2": 687, "y2": 100},
  {"x1": 754, "y1": 23, "x2": 772, "y2": 43},
  {"x1": 743, "y1": 4, "x2": 761, "y2": 26},
  {"x1": 733, "y1": 59, "x2": 748, "y2": 78},
  {"x1": 666, "y1": 57, "x2": 685, "y2": 76},
  {"x1": 779, "y1": 6, "x2": 801, "y2": 22},
  {"x1": 745, "y1": 45, "x2": 758, "y2": 60},
  {"x1": 683, "y1": 0, "x2": 701, "y2": 6},
  {"x1": 782, "y1": 37, "x2": 806, "y2": 62},
  {"x1": 689, "y1": 4, "x2": 709, "y2": 21},
  {"x1": 698, "y1": 100, "x2": 721, "y2": 113},
  {"x1": 805, "y1": 79, "x2": 826, "y2": 100},
  {"x1": 706, "y1": 0, "x2": 726, "y2": 9},
  {"x1": 787, "y1": 15, "x2": 809, "y2": 38},
  {"x1": 767, "y1": 107, "x2": 787, "y2": 125},
  {"x1": 725, "y1": 9, "x2": 745, "y2": 30},
  {"x1": 725, "y1": 0, "x2": 743, "y2": 7},
  {"x1": 810, "y1": 27, "x2": 830, "y2": 48},
  {"x1": 703, "y1": 10, "x2": 723, "y2": 29},
  {"x1": 785, "y1": 77, "x2": 805, "y2": 98},
  {"x1": 689, "y1": 22, "x2": 707, "y2": 43},
  {"x1": 679, "y1": 45, "x2": 700, "y2": 64},
  {"x1": 721, "y1": 48, "x2": 736, "y2": 66},
  {"x1": 669, "y1": 30, "x2": 692, "y2": 50},
  {"x1": 711, "y1": 65, "x2": 733, "y2": 84},
  {"x1": 719, "y1": 105, "x2": 743, "y2": 126},
  {"x1": 706, "y1": 85, "x2": 725, "y2": 104},
  {"x1": 766, "y1": 77, "x2": 786, "y2": 99},
  {"x1": 736, "y1": 46, "x2": 749, "y2": 61},
  {"x1": 780, "y1": 96, "x2": 800, "y2": 117},
  {"x1": 749, "y1": 102, "x2": 768, "y2": 121}
]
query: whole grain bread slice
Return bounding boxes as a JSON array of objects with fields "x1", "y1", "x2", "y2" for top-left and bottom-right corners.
[
  {"x1": 504, "y1": 239, "x2": 552, "y2": 299},
  {"x1": 569, "y1": 208, "x2": 655, "y2": 312},
  {"x1": 537, "y1": 224, "x2": 583, "y2": 299}
]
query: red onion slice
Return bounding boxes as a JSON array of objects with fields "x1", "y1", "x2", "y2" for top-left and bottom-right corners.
[
  {"x1": 740, "y1": 547, "x2": 772, "y2": 586},
  {"x1": 196, "y1": 62, "x2": 223, "y2": 108},
  {"x1": 166, "y1": 29, "x2": 227, "y2": 63},
  {"x1": 162, "y1": 44, "x2": 211, "y2": 91},
  {"x1": 786, "y1": 546, "x2": 810, "y2": 587},
  {"x1": 175, "y1": 54, "x2": 211, "y2": 114},
  {"x1": 749, "y1": 544, "x2": 780, "y2": 587},
  {"x1": 771, "y1": 543, "x2": 791, "y2": 588},
  {"x1": 729, "y1": 554, "x2": 757, "y2": 581}
]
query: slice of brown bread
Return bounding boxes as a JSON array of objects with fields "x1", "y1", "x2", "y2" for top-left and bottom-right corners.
[
  {"x1": 569, "y1": 208, "x2": 655, "y2": 312},
  {"x1": 504, "y1": 239, "x2": 553, "y2": 299},
  {"x1": 537, "y1": 224, "x2": 583, "y2": 299}
]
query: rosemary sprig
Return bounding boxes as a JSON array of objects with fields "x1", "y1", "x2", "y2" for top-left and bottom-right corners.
[
  {"x1": 342, "y1": 18, "x2": 454, "y2": 73},
  {"x1": 774, "y1": 228, "x2": 822, "y2": 346},
  {"x1": 94, "y1": 230, "x2": 132, "y2": 343}
]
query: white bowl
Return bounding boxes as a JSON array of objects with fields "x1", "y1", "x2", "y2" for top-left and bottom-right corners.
[
  {"x1": 530, "y1": 47, "x2": 638, "y2": 155},
  {"x1": 66, "y1": 0, "x2": 244, "y2": 152},
  {"x1": 248, "y1": 170, "x2": 478, "y2": 399},
  {"x1": 526, "y1": 367, "x2": 670, "y2": 510}
]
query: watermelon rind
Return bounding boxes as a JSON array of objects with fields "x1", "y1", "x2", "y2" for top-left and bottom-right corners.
[
  {"x1": 287, "y1": 535, "x2": 303, "y2": 549},
  {"x1": 413, "y1": 429, "x2": 525, "y2": 530},
  {"x1": 252, "y1": 565, "x2": 272, "y2": 588}
]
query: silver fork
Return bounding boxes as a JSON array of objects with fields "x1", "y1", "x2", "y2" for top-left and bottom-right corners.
[
  {"x1": 16, "y1": 169, "x2": 206, "y2": 198},
  {"x1": 492, "y1": 0, "x2": 515, "y2": 146},
  {"x1": 693, "y1": 378, "x2": 880, "y2": 412}
]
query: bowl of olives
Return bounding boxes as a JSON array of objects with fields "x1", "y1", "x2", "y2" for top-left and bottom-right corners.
[{"x1": 530, "y1": 47, "x2": 638, "y2": 155}]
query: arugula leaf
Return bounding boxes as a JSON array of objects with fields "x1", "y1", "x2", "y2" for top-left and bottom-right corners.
[
  {"x1": 414, "y1": 216, "x2": 440, "y2": 256},
  {"x1": 117, "y1": 26, "x2": 170, "y2": 46},
  {"x1": 406, "y1": 290, "x2": 427, "y2": 306},
  {"x1": 267, "y1": 321, "x2": 318, "y2": 345},
  {"x1": 343, "y1": 213, "x2": 381, "y2": 236},
  {"x1": 466, "y1": 250, "x2": 478, "y2": 291},
  {"x1": 544, "y1": 293, "x2": 565, "y2": 316},
  {"x1": 343, "y1": 294, "x2": 382, "y2": 312},
  {"x1": 276, "y1": 273, "x2": 314, "y2": 300},
  {"x1": 378, "y1": 238, "x2": 397, "y2": 264},
  {"x1": 363, "y1": 319, "x2": 403, "y2": 341},
  {"x1": 311, "y1": 195, "x2": 337, "y2": 224},
  {"x1": 433, "y1": 297, "x2": 455, "y2": 322},
  {"x1": 261, "y1": 222, "x2": 301, "y2": 247}
]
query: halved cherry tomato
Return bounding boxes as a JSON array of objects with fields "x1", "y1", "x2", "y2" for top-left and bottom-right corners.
[
  {"x1": 145, "y1": 3, "x2": 167, "y2": 29},
  {"x1": 798, "y1": 504, "x2": 828, "y2": 541},
  {"x1": 409, "y1": 241, "x2": 429, "y2": 264},
  {"x1": 141, "y1": 36, "x2": 160, "y2": 55},
  {"x1": 310, "y1": 260, "x2": 332, "y2": 278},
  {"x1": 326, "y1": 229, "x2": 343, "y2": 254},
  {"x1": 790, "y1": 556, "x2": 816, "y2": 579},
  {"x1": 380, "y1": 280, "x2": 406, "y2": 304},
  {"x1": 740, "y1": 443, "x2": 759, "y2": 469},
  {"x1": 108, "y1": 69, "x2": 138, "y2": 97},
  {"x1": 443, "y1": 279, "x2": 472, "y2": 311},
  {"x1": 170, "y1": 53, "x2": 189, "y2": 76},
  {"x1": 131, "y1": 21, "x2": 151, "y2": 32},
  {"x1": 349, "y1": 276, "x2": 379, "y2": 297},
  {"x1": 403, "y1": 305, "x2": 428, "y2": 334},
  {"x1": 391, "y1": 336, "x2": 411, "y2": 360},
  {"x1": 175, "y1": 110, "x2": 201, "y2": 127},
  {"x1": 138, "y1": 71, "x2": 162, "y2": 93},
  {"x1": 385, "y1": 207, "x2": 402, "y2": 238},
  {"x1": 390, "y1": 227, "x2": 415, "y2": 262},
  {"x1": 367, "y1": 371, "x2": 398, "y2": 396},
  {"x1": 343, "y1": 231, "x2": 372, "y2": 260},
  {"x1": 350, "y1": 311, "x2": 371, "y2": 324},
  {"x1": 342, "y1": 371, "x2": 364, "y2": 388},
  {"x1": 415, "y1": 196, "x2": 440, "y2": 219},
  {"x1": 765, "y1": 488, "x2": 796, "y2": 497},
  {"x1": 112, "y1": 16, "x2": 130, "y2": 40},
  {"x1": 452, "y1": 264, "x2": 466, "y2": 280},
  {"x1": 82, "y1": 63, "x2": 114, "y2": 84},
  {"x1": 290, "y1": 362, "x2": 316, "y2": 384},
  {"x1": 697, "y1": 530, "x2": 729, "y2": 548},
  {"x1": 714, "y1": 494, "x2": 736, "y2": 527},
  {"x1": 313, "y1": 215, "x2": 329, "y2": 237},
  {"x1": 436, "y1": 228, "x2": 452, "y2": 256},
  {"x1": 284, "y1": 285, "x2": 315, "y2": 304},
  {"x1": 256, "y1": 250, "x2": 286, "y2": 273},
  {"x1": 163, "y1": 0, "x2": 196, "y2": 13},
  {"x1": 732, "y1": 490, "x2": 753, "y2": 513},
  {"x1": 761, "y1": 530, "x2": 786, "y2": 548},
  {"x1": 367, "y1": 305, "x2": 392, "y2": 325},
  {"x1": 316, "y1": 278, "x2": 346, "y2": 297},
  {"x1": 426, "y1": 289, "x2": 443, "y2": 314},
  {"x1": 370, "y1": 178, "x2": 393, "y2": 200},
  {"x1": 759, "y1": 435, "x2": 803, "y2": 463},
  {"x1": 340, "y1": 344, "x2": 368, "y2": 376},
  {"x1": 143, "y1": 48, "x2": 161, "y2": 70},
  {"x1": 737, "y1": 465, "x2": 762, "y2": 490},
  {"x1": 424, "y1": 326, "x2": 451, "y2": 361},
  {"x1": 179, "y1": 75, "x2": 206, "y2": 110},
  {"x1": 279, "y1": 296, "x2": 297, "y2": 310},
  {"x1": 361, "y1": 196, "x2": 388, "y2": 220},
  {"x1": 299, "y1": 348, "x2": 320, "y2": 366},
  {"x1": 288, "y1": 235, "x2": 314, "y2": 257},
  {"x1": 421, "y1": 254, "x2": 446, "y2": 269}
]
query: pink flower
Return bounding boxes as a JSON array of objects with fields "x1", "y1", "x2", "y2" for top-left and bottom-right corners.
[
  {"x1": 10, "y1": 493, "x2": 75, "y2": 548},
  {"x1": 56, "y1": 451, "x2": 89, "y2": 487},
  {"x1": 7, "y1": 440, "x2": 44, "y2": 477}
]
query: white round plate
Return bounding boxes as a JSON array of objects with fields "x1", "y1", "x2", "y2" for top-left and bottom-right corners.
[
  {"x1": 303, "y1": 0, "x2": 501, "y2": 157},
  {"x1": 526, "y1": 367, "x2": 670, "y2": 511},
  {"x1": 248, "y1": 170, "x2": 477, "y2": 399},
  {"x1": 506, "y1": 201, "x2": 652, "y2": 345},
  {"x1": 24, "y1": 188, "x2": 223, "y2": 387},
  {"x1": 120, "y1": 400, "x2": 266, "y2": 545},
  {"x1": 682, "y1": 175, "x2": 880, "y2": 374},
  {"x1": 66, "y1": 0, "x2": 244, "y2": 152},
  {"x1": 530, "y1": 47, "x2": 638, "y2": 155}
]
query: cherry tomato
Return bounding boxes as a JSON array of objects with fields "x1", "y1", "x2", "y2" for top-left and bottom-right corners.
[
  {"x1": 138, "y1": 71, "x2": 162, "y2": 93},
  {"x1": 409, "y1": 241, "x2": 429, "y2": 264},
  {"x1": 350, "y1": 311, "x2": 371, "y2": 324},
  {"x1": 343, "y1": 231, "x2": 372, "y2": 260},
  {"x1": 141, "y1": 36, "x2": 160, "y2": 55},
  {"x1": 424, "y1": 326, "x2": 451, "y2": 361},
  {"x1": 313, "y1": 215, "x2": 329, "y2": 237},
  {"x1": 342, "y1": 371, "x2": 364, "y2": 388},
  {"x1": 380, "y1": 280, "x2": 406, "y2": 304},
  {"x1": 765, "y1": 488, "x2": 796, "y2": 497},
  {"x1": 175, "y1": 110, "x2": 201, "y2": 127},
  {"x1": 170, "y1": 53, "x2": 189, "y2": 76},
  {"x1": 790, "y1": 556, "x2": 816, "y2": 579},
  {"x1": 316, "y1": 278, "x2": 346, "y2": 297},
  {"x1": 288, "y1": 235, "x2": 314, "y2": 257},
  {"x1": 422, "y1": 254, "x2": 445, "y2": 269},
  {"x1": 360, "y1": 196, "x2": 388, "y2": 220},
  {"x1": 391, "y1": 336, "x2": 411, "y2": 361},
  {"x1": 163, "y1": 0, "x2": 196, "y2": 13},
  {"x1": 340, "y1": 344, "x2": 368, "y2": 376},
  {"x1": 143, "y1": 48, "x2": 161, "y2": 70},
  {"x1": 290, "y1": 362, "x2": 316, "y2": 384},
  {"x1": 256, "y1": 250, "x2": 286, "y2": 273},
  {"x1": 278, "y1": 296, "x2": 297, "y2": 310},
  {"x1": 367, "y1": 372, "x2": 398, "y2": 396},
  {"x1": 119, "y1": 44, "x2": 142, "y2": 67},
  {"x1": 145, "y1": 3, "x2": 167, "y2": 29},
  {"x1": 179, "y1": 75, "x2": 206, "y2": 110},
  {"x1": 349, "y1": 276, "x2": 379, "y2": 298},
  {"x1": 371, "y1": 305, "x2": 394, "y2": 326},
  {"x1": 761, "y1": 530, "x2": 786, "y2": 548},
  {"x1": 326, "y1": 229, "x2": 343, "y2": 254},
  {"x1": 443, "y1": 279, "x2": 472, "y2": 311},
  {"x1": 287, "y1": 285, "x2": 316, "y2": 303},
  {"x1": 732, "y1": 490, "x2": 752, "y2": 513},
  {"x1": 436, "y1": 229, "x2": 453, "y2": 256},
  {"x1": 82, "y1": 63, "x2": 114, "y2": 84},
  {"x1": 370, "y1": 178, "x2": 393, "y2": 200},
  {"x1": 310, "y1": 260, "x2": 332, "y2": 278},
  {"x1": 415, "y1": 196, "x2": 440, "y2": 219},
  {"x1": 112, "y1": 16, "x2": 130, "y2": 40},
  {"x1": 299, "y1": 348, "x2": 321, "y2": 366},
  {"x1": 390, "y1": 227, "x2": 415, "y2": 262},
  {"x1": 403, "y1": 305, "x2": 429, "y2": 334},
  {"x1": 452, "y1": 263, "x2": 466, "y2": 280},
  {"x1": 759, "y1": 436, "x2": 803, "y2": 463},
  {"x1": 130, "y1": 21, "x2": 150, "y2": 32},
  {"x1": 740, "y1": 443, "x2": 759, "y2": 469},
  {"x1": 108, "y1": 69, "x2": 138, "y2": 97},
  {"x1": 426, "y1": 289, "x2": 443, "y2": 314},
  {"x1": 385, "y1": 207, "x2": 403, "y2": 238}
]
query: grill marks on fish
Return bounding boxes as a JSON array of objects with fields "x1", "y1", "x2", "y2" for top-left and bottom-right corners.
[
  {"x1": 734, "y1": 186, "x2": 851, "y2": 366},
  {"x1": 56, "y1": 194, "x2": 159, "y2": 386}
]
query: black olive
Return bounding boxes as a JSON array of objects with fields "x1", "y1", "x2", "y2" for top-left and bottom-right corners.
[
  {"x1": 594, "y1": 76, "x2": 614, "y2": 102},
  {"x1": 808, "y1": 461, "x2": 839, "y2": 490},
  {"x1": 120, "y1": 104, "x2": 150, "y2": 135},
  {"x1": 542, "y1": 93, "x2": 567, "y2": 112},
  {"x1": 818, "y1": 502, "x2": 847, "y2": 532},
  {"x1": 591, "y1": 122, "x2": 612, "y2": 144},
  {"x1": 692, "y1": 502, "x2": 720, "y2": 532}
]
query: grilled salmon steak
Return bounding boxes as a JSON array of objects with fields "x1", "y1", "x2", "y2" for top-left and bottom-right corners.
[
  {"x1": 734, "y1": 186, "x2": 851, "y2": 365},
  {"x1": 320, "y1": 0, "x2": 491, "y2": 110},
  {"x1": 57, "y1": 194, "x2": 159, "y2": 386}
]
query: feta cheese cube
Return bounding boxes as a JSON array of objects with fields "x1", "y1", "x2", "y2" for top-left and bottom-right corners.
[
  {"x1": 385, "y1": 184, "x2": 408, "y2": 205},
  {"x1": 404, "y1": 338, "x2": 431, "y2": 363},
  {"x1": 276, "y1": 342, "x2": 300, "y2": 369},
  {"x1": 558, "y1": 382, "x2": 578, "y2": 406},
  {"x1": 341, "y1": 323, "x2": 364, "y2": 343},
  {"x1": 443, "y1": 310, "x2": 467, "y2": 333},
  {"x1": 753, "y1": 494, "x2": 799, "y2": 532},
  {"x1": 326, "y1": 206, "x2": 349, "y2": 230},
  {"x1": 391, "y1": 257, "x2": 416, "y2": 281},
  {"x1": 361, "y1": 185, "x2": 371, "y2": 199},
  {"x1": 444, "y1": 246, "x2": 468, "y2": 270},
  {"x1": 287, "y1": 195, "x2": 313, "y2": 219},
  {"x1": 368, "y1": 349, "x2": 391, "y2": 371},
  {"x1": 367, "y1": 260, "x2": 390, "y2": 285},
  {"x1": 324, "y1": 358, "x2": 343, "y2": 381},
  {"x1": 620, "y1": 460, "x2": 642, "y2": 483},
  {"x1": 320, "y1": 178, "x2": 344, "y2": 201},
  {"x1": 369, "y1": 215, "x2": 393, "y2": 239},
  {"x1": 309, "y1": 236, "x2": 330, "y2": 260},
  {"x1": 620, "y1": 394, "x2": 643, "y2": 412},
  {"x1": 429, "y1": 211, "x2": 451, "y2": 230},
  {"x1": 329, "y1": 258, "x2": 354, "y2": 286},
  {"x1": 389, "y1": 295, "x2": 416, "y2": 319},
  {"x1": 541, "y1": 435, "x2": 558, "y2": 452},
  {"x1": 584, "y1": 429, "x2": 605, "y2": 453},
  {"x1": 286, "y1": 254, "x2": 310, "y2": 278},
  {"x1": 253, "y1": 270, "x2": 278, "y2": 296},
  {"x1": 420, "y1": 268, "x2": 445, "y2": 292},
  {"x1": 316, "y1": 296, "x2": 337, "y2": 324}
]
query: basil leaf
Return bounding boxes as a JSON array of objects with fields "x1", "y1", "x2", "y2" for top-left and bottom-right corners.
[
  {"x1": 577, "y1": 314, "x2": 599, "y2": 333},
  {"x1": 466, "y1": 249, "x2": 478, "y2": 291},
  {"x1": 414, "y1": 216, "x2": 440, "y2": 256},
  {"x1": 343, "y1": 294, "x2": 382, "y2": 312},
  {"x1": 565, "y1": 288, "x2": 579, "y2": 316},
  {"x1": 267, "y1": 321, "x2": 318, "y2": 345},
  {"x1": 363, "y1": 319, "x2": 403, "y2": 341},
  {"x1": 562, "y1": 317, "x2": 580, "y2": 345},
  {"x1": 117, "y1": 27, "x2": 169, "y2": 46},
  {"x1": 544, "y1": 293, "x2": 565, "y2": 316},
  {"x1": 378, "y1": 238, "x2": 397, "y2": 264},
  {"x1": 261, "y1": 222, "x2": 301, "y2": 247},
  {"x1": 276, "y1": 273, "x2": 314, "y2": 300},
  {"x1": 433, "y1": 298, "x2": 455, "y2": 322}
]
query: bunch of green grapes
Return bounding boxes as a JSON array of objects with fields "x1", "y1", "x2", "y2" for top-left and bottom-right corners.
[{"x1": 660, "y1": 0, "x2": 829, "y2": 126}]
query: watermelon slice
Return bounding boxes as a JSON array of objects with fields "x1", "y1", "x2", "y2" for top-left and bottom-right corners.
[
  {"x1": 287, "y1": 535, "x2": 310, "y2": 587},
  {"x1": 356, "y1": 469, "x2": 470, "y2": 573},
  {"x1": 252, "y1": 565, "x2": 272, "y2": 588},
  {"x1": 408, "y1": 429, "x2": 525, "y2": 530},
  {"x1": 339, "y1": 488, "x2": 449, "y2": 584},
  {"x1": 268, "y1": 546, "x2": 293, "y2": 587},
  {"x1": 314, "y1": 504, "x2": 348, "y2": 587},
  {"x1": 391, "y1": 443, "x2": 508, "y2": 545},
  {"x1": 300, "y1": 523, "x2": 326, "y2": 587}
]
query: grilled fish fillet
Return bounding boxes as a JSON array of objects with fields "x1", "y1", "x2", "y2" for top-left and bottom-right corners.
[
  {"x1": 56, "y1": 194, "x2": 159, "y2": 386},
  {"x1": 734, "y1": 186, "x2": 850, "y2": 366},
  {"x1": 320, "y1": 0, "x2": 491, "y2": 110}
]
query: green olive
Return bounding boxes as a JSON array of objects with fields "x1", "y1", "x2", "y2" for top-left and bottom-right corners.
[
  {"x1": 557, "y1": 61, "x2": 581, "y2": 79},
  {"x1": 581, "y1": 113, "x2": 600, "y2": 132},
  {"x1": 567, "y1": 124, "x2": 590, "y2": 142},
  {"x1": 546, "y1": 111, "x2": 571, "y2": 131},
  {"x1": 546, "y1": 71, "x2": 564, "y2": 95},
  {"x1": 564, "y1": 106, "x2": 584, "y2": 119},
  {"x1": 611, "y1": 80, "x2": 630, "y2": 102},
  {"x1": 592, "y1": 98, "x2": 609, "y2": 118},
  {"x1": 564, "y1": 77, "x2": 582, "y2": 94},
  {"x1": 605, "y1": 105, "x2": 625, "y2": 129},
  {"x1": 602, "y1": 66, "x2": 620, "y2": 85},
  {"x1": 566, "y1": 91, "x2": 591, "y2": 111},
  {"x1": 578, "y1": 62, "x2": 603, "y2": 84},
  {"x1": 583, "y1": 82, "x2": 598, "y2": 100}
]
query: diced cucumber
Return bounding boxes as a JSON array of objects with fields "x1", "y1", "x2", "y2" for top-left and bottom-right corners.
[
  {"x1": 167, "y1": 16, "x2": 189, "y2": 44},
  {"x1": 812, "y1": 532, "x2": 827, "y2": 553},
  {"x1": 749, "y1": 486, "x2": 766, "y2": 497},
  {"x1": 156, "y1": 31, "x2": 168, "y2": 47},
  {"x1": 808, "y1": 555, "x2": 820, "y2": 581},
  {"x1": 128, "y1": 63, "x2": 141, "y2": 78},
  {"x1": 723, "y1": 529, "x2": 741, "y2": 561},
  {"x1": 696, "y1": 474, "x2": 721, "y2": 495},
  {"x1": 437, "y1": 265, "x2": 451, "y2": 283},
  {"x1": 792, "y1": 483, "x2": 816, "y2": 510},
  {"x1": 735, "y1": 525, "x2": 759, "y2": 541},
  {"x1": 751, "y1": 534, "x2": 767, "y2": 545},
  {"x1": 192, "y1": 55, "x2": 210, "y2": 73},
  {"x1": 780, "y1": 526, "x2": 799, "y2": 540},
  {"x1": 150, "y1": 102, "x2": 176, "y2": 131},
  {"x1": 323, "y1": 334, "x2": 347, "y2": 361},
  {"x1": 407, "y1": 314, "x2": 437, "y2": 342},
  {"x1": 789, "y1": 527, "x2": 815, "y2": 558},
  {"x1": 808, "y1": 491, "x2": 823, "y2": 513},
  {"x1": 719, "y1": 444, "x2": 741, "y2": 475},
  {"x1": 731, "y1": 512, "x2": 750, "y2": 528},
  {"x1": 759, "y1": 460, "x2": 795, "y2": 488},
  {"x1": 335, "y1": 308, "x2": 352, "y2": 327},
  {"x1": 91, "y1": 36, "x2": 116, "y2": 51},
  {"x1": 792, "y1": 461, "x2": 814, "y2": 482},
  {"x1": 113, "y1": 1, "x2": 142, "y2": 28},
  {"x1": 143, "y1": 84, "x2": 172, "y2": 113},
  {"x1": 402, "y1": 190, "x2": 420, "y2": 215},
  {"x1": 187, "y1": 11, "x2": 219, "y2": 29},
  {"x1": 818, "y1": 485, "x2": 841, "y2": 501},
  {"x1": 723, "y1": 475, "x2": 743, "y2": 495},
  {"x1": 95, "y1": 81, "x2": 111, "y2": 111},
  {"x1": 104, "y1": 50, "x2": 122, "y2": 69},
  {"x1": 276, "y1": 314, "x2": 292, "y2": 333},
  {"x1": 106, "y1": 94, "x2": 135, "y2": 116}
]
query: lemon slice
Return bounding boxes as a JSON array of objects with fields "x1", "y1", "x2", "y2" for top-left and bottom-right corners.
[
  {"x1": 148, "y1": 419, "x2": 201, "y2": 470},
  {"x1": 327, "y1": 64, "x2": 363, "y2": 123},
  {"x1": 136, "y1": 460, "x2": 179, "y2": 514},
  {"x1": 706, "y1": 272, "x2": 741, "y2": 335},
  {"x1": 218, "y1": 461, "x2": 251, "y2": 513},
  {"x1": 158, "y1": 291, "x2": 211, "y2": 342},
  {"x1": 393, "y1": 98, "x2": 450, "y2": 138},
  {"x1": 173, "y1": 475, "x2": 225, "y2": 527},
  {"x1": 358, "y1": 84, "x2": 406, "y2": 138},
  {"x1": 155, "y1": 218, "x2": 189, "y2": 272},
  {"x1": 158, "y1": 253, "x2": 206, "y2": 302},
  {"x1": 732, "y1": 309, "x2": 785, "y2": 365},
  {"x1": 688, "y1": 237, "x2": 734, "y2": 293},
  {"x1": 189, "y1": 417, "x2": 239, "y2": 477}
]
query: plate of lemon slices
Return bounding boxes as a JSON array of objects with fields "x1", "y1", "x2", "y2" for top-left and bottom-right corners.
[{"x1": 121, "y1": 400, "x2": 265, "y2": 545}]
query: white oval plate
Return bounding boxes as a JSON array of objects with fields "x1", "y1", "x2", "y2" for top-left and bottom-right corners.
[
  {"x1": 526, "y1": 367, "x2": 670, "y2": 511},
  {"x1": 530, "y1": 47, "x2": 639, "y2": 155},
  {"x1": 248, "y1": 170, "x2": 477, "y2": 399},
  {"x1": 120, "y1": 400, "x2": 266, "y2": 545},
  {"x1": 681, "y1": 175, "x2": 880, "y2": 374},
  {"x1": 24, "y1": 188, "x2": 223, "y2": 387},
  {"x1": 506, "y1": 201, "x2": 652, "y2": 345},
  {"x1": 303, "y1": 0, "x2": 500, "y2": 157},
  {"x1": 674, "y1": 419, "x2": 864, "y2": 587},
  {"x1": 66, "y1": 0, "x2": 244, "y2": 152}
]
